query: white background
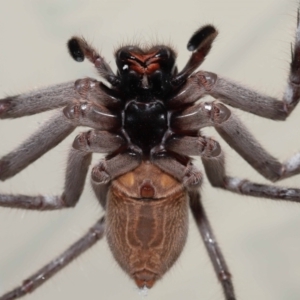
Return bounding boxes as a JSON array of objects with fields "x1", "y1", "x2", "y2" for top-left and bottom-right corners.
[{"x1": 1, "y1": 0, "x2": 300, "y2": 299}]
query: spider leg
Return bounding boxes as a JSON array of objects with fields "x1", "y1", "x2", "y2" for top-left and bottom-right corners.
[
  {"x1": 212, "y1": 105, "x2": 282, "y2": 181},
  {"x1": 91, "y1": 151, "x2": 142, "y2": 185},
  {"x1": 0, "y1": 217, "x2": 105, "y2": 300},
  {"x1": 199, "y1": 15, "x2": 300, "y2": 119},
  {"x1": 167, "y1": 75, "x2": 207, "y2": 108},
  {"x1": 72, "y1": 129, "x2": 126, "y2": 208},
  {"x1": 195, "y1": 69, "x2": 298, "y2": 120},
  {"x1": 191, "y1": 21, "x2": 300, "y2": 119},
  {"x1": 211, "y1": 106, "x2": 300, "y2": 181},
  {"x1": 0, "y1": 82, "x2": 79, "y2": 118},
  {"x1": 0, "y1": 112, "x2": 76, "y2": 181},
  {"x1": 91, "y1": 181, "x2": 110, "y2": 209},
  {"x1": 0, "y1": 126, "x2": 125, "y2": 210},
  {"x1": 0, "y1": 97, "x2": 121, "y2": 180},
  {"x1": 172, "y1": 101, "x2": 300, "y2": 182},
  {"x1": 0, "y1": 76, "x2": 122, "y2": 119},
  {"x1": 201, "y1": 148, "x2": 300, "y2": 202},
  {"x1": 170, "y1": 15, "x2": 300, "y2": 117},
  {"x1": 63, "y1": 100, "x2": 121, "y2": 130},
  {"x1": 0, "y1": 148, "x2": 91, "y2": 210},
  {"x1": 172, "y1": 12, "x2": 300, "y2": 118},
  {"x1": 150, "y1": 151, "x2": 202, "y2": 189},
  {"x1": 166, "y1": 135, "x2": 221, "y2": 157},
  {"x1": 172, "y1": 25, "x2": 218, "y2": 85},
  {"x1": 72, "y1": 130, "x2": 125, "y2": 153},
  {"x1": 167, "y1": 132, "x2": 300, "y2": 201},
  {"x1": 68, "y1": 37, "x2": 120, "y2": 86},
  {"x1": 189, "y1": 191, "x2": 236, "y2": 300},
  {"x1": 74, "y1": 78, "x2": 122, "y2": 109}
]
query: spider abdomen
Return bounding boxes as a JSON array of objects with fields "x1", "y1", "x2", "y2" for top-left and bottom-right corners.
[
  {"x1": 123, "y1": 100, "x2": 168, "y2": 153},
  {"x1": 106, "y1": 162, "x2": 188, "y2": 288}
]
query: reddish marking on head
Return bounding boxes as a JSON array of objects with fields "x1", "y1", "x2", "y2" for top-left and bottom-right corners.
[
  {"x1": 128, "y1": 51, "x2": 161, "y2": 75},
  {"x1": 132, "y1": 52, "x2": 157, "y2": 62}
]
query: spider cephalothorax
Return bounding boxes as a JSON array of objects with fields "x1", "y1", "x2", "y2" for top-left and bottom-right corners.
[
  {"x1": 1, "y1": 16, "x2": 300, "y2": 300},
  {"x1": 67, "y1": 25, "x2": 218, "y2": 158}
]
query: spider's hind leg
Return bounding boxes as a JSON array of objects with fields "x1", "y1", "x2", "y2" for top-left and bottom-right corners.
[
  {"x1": 0, "y1": 217, "x2": 105, "y2": 300},
  {"x1": 189, "y1": 191, "x2": 236, "y2": 300}
]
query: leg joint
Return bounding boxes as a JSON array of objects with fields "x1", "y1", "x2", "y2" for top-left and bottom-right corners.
[{"x1": 197, "y1": 71, "x2": 218, "y2": 91}]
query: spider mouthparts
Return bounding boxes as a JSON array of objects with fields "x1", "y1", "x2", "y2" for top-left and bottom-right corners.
[{"x1": 133, "y1": 270, "x2": 157, "y2": 289}]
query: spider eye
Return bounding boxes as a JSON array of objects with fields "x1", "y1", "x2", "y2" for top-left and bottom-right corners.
[{"x1": 68, "y1": 38, "x2": 84, "y2": 62}]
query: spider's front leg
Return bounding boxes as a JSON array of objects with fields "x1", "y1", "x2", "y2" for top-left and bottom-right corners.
[
  {"x1": 183, "y1": 11, "x2": 300, "y2": 120},
  {"x1": 169, "y1": 14, "x2": 300, "y2": 183}
]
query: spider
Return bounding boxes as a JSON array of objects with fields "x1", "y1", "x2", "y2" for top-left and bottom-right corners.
[{"x1": 1, "y1": 12, "x2": 300, "y2": 300}]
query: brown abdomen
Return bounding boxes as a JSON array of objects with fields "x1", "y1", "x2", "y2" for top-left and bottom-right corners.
[{"x1": 105, "y1": 161, "x2": 188, "y2": 289}]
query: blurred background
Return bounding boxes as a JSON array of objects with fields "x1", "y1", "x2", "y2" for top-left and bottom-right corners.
[{"x1": 0, "y1": 0, "x2": 300, "y2": 299}]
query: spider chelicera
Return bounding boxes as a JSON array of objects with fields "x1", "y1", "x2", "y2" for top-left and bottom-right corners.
[{"x1": 1, "y1": 14, "x2": 300, "y2": 300}]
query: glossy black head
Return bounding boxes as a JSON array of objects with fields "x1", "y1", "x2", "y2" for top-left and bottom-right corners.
[{"x1": 115, "y1": 45, "x2": 177, "y2": 98}]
